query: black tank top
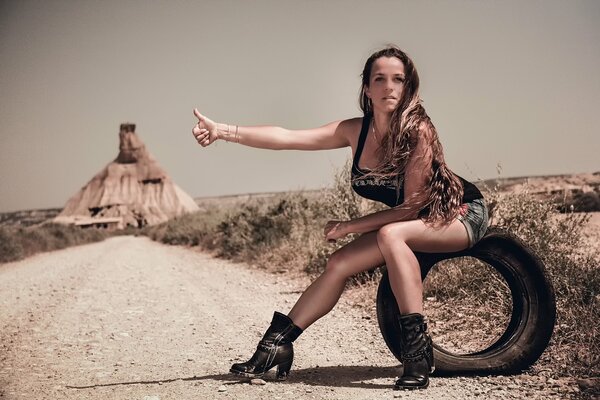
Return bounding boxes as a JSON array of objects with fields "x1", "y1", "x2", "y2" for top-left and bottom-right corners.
[{"x1": 351, "y1": 115, "x2": 483, "y2": 208}]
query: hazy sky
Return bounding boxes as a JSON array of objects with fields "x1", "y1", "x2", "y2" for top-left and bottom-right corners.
[{"x1": 1, "y1": 0, "x2": 598, "y2": 212}]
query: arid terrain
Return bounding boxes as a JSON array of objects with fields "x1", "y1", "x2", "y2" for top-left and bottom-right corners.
[
  {"x1": 0, "y1": 172, "x2": 598, "y2": 399},
  {"x1": 1, "y1": 232, "x2": 596, "y2": 400}
]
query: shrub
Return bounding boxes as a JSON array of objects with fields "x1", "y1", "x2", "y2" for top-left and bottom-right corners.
[
  {"x1": 560, "y1": 191, "x2": 600, "y2": 213},
  {"x1": 215, "y1": 194, "x2": 317, "y2": 265},
  {"x1": 0, "y1": 223, "x2": 109, "y2": 263},
  {"x1": 0, "y1": 226, "x2": 24, "y2": 262},
  {"x1": 142, "y1": 206, "x2": 229, "y2": 249}
]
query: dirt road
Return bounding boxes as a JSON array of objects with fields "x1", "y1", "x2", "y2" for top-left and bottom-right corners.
[{"x1": 0, "y1": 236, "x2": 579, "y2": 399}]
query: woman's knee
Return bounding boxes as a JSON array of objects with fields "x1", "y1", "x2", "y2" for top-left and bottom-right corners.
[
  {"x1": 377, "y1": 223, "x2": 408, "y2": 250},
  {"x1": 324, "y1": 250, "x2": 352, "y2": 279}
]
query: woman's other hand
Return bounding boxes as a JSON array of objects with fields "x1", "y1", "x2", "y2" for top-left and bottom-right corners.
[
  {"x1": 324, "y1": 220, "x2": 349, "y2": 243},
  {"x1": 192, "y1": 108, "x2": 219, "y2": 147}
]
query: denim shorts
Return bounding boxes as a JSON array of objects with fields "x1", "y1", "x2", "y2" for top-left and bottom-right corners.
[{"x1": 457, "y1": 198, "x2": 489, "y2": 248}]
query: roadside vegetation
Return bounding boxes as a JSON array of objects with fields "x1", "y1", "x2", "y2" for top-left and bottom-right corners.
[{"x1": 0, "y1": 223, "x2": 109, "y2": 263}]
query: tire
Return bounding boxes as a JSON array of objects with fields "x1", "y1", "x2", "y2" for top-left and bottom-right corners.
[{"x1": 376, "y1": 227, "x2": 556, "y2": 375}]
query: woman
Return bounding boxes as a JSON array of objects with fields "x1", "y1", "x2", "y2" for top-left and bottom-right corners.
[{"x1": 191, "y1": 46, "x2": 488, "y2": 390}]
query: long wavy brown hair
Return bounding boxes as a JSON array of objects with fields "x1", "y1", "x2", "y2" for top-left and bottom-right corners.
[{"x1": 359, "y1": 46, "x2": 464, "y2": 225}]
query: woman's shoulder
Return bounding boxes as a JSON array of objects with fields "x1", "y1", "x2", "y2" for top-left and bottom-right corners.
[
  {"x1": 340, "y1": 116, "x2": 364, "y2": 129},
  {"x1": 338, "y1": 117, "x2": 365, "y2": 139}
]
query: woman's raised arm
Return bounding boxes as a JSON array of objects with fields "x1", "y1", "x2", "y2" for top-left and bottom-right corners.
[{"x1": 192, "y1": 108, "x2": 351, "y2": 151}]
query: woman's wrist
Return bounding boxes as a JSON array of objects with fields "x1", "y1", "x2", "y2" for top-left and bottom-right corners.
[
  {"x1": 216, "y1": 123, "x2": 227, "y2": 140},
  {"x1": 341, "y1": 221, "x2": 353, "y2": 236},
  {"x1": 217, "y1": 123, "x2": 240, "y2": 143}
]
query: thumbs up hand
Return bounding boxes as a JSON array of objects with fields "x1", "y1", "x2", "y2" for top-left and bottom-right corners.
[{"x1": 192, "y1": 108, "x2": 219, "y2": 147}]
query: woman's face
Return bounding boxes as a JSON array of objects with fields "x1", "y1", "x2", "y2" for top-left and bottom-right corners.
[{"x1": 366, "y1": 56, "x2": 406, "y2": 114}]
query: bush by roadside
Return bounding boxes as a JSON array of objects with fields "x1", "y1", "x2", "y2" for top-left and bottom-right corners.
[
  {"x1": 142, "y1": 204, "x2": 229, "y2": 249},
  {"x1": 0, "y1": 223, "x2": 109, "y2": 264},
  {"x1": 559, "y1": 191, "x2": 600, "y2": 213}
]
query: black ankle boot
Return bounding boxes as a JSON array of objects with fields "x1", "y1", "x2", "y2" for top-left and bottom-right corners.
[
  {"x1": 230, "y1": 312, "x2": 303, "y2": 380},
  {"x1": 394, "y1": 313, "x2": 435, "y2": 390}
]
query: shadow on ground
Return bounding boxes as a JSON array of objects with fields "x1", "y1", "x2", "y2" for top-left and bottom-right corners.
[{"x1": 65, "y1": 365, "x2": 400, "y2": 391}]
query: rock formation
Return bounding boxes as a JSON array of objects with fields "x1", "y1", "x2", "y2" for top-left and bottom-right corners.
[{"x1": 55, "y1": 123, "x2": 199, "y2": 228}]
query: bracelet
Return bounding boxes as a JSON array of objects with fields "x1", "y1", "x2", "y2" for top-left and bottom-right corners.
[{"x1": 221, "y1": 123, "x2": 239, "y2": 143}]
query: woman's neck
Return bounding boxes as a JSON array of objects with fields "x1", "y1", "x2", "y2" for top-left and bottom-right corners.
[{"x1": 372, "y1": 110, "x2": 392, "y2": 136}]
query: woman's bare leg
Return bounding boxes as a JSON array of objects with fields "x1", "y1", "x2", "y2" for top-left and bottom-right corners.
[
  {"x1": 288, "y1": 232, "x2": 384, "y2": 329},
  {"x1": 376, "y1": 218, "x2": 470, "y2": 314},
  {"x1": 288, "y1": 218, "x2": 471, "y2": 328}
]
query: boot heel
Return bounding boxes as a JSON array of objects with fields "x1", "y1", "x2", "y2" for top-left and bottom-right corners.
[
  {"x1": 230, "y1": 312, "x2": 303, "y2": 381},
  {"x1": 275, "y1": 359, "x2": 293, "y2": 380}
]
